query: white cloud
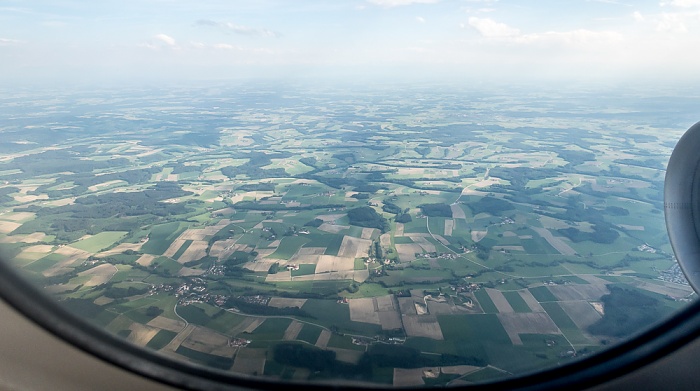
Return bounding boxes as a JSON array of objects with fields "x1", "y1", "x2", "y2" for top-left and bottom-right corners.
[
  {"x1": 662, "y1": 0, "x2": 700, "y2": 7},
  {"x1": 467, "y1": 17, "x2": 520, "y2": 37},
  {"x1": 367, "y1": 0, "x2": 440, "y2": 7},
  {"x1": 196, "y1": 19, "x2": 280, "y2": 38},
  {"x1": 633, "y1": 11, "x2": 645, "y2": 21},
  {"x1": 587, "y1": 0, "x2": 633, "y2": 6},
  {"x1": 655, "y1": 11, "x2": 700, "y2": 32},
  {"x1": 416, "y1": 16, "x2": 426, "y2": 23},
  {"x1": 154, "y1": 34, "x2": 176, "y2": 46},
  {"x1": 0, "y1": 38, "x2": 21, "y2": 46},
  {"x1": 465, "y1": 17, "x2": 623, "y2": 47},
  {"x1": 516, "y1": 29, "x2": 624, "y2": 45},
  {"x1": 223, "y1": 22, "x2": 279, "y2": 37},
  {"x1": 212, "y1": 43, "x2": 235, "y2": 50}
]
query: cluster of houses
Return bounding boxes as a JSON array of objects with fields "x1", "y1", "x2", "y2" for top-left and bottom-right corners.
[
  {"x1": 227, "y1": 338, "x2": 251, "y2": 347},
  {"x1": 350, "y1": 335, "x2": 406, "y2": 346},
  {"x1": 204, "y1": 264, "x2": 226, "y2": 276},
  {"x1": 657, "y1": 262, "x2": 690, "y2": 286},
  {"x1": 164, "y1": 279, "x2": 228, "y2": 307},
  {"x1": 637, "y1": 243, "x2": 657, "y2": 253},
  {"x1": 416, "y1": 252, "x2": 458, "y2": 260},
  {"x1": 499, "y1": 217, "x2": 515, "y2": 225},
  {"x1": 449, "y1": 282, "x2": 482, "y2": 294}
]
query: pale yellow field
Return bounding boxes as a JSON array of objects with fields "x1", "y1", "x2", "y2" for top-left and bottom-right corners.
[
  {"x1": 338, "y1": 236, "x2": 372, "y2": 258},
  {"x1": 328, "y1": 348, "x2": 364, "y2": 365},
  {"x1": 380, "y1": 233, "x2": 391, "y2": 247},
  {"x1": 0, "y1": 212, "x2": 35, "y2": 222},
  {"x1": 0, "y1": 221, "x2": 21, "y2": 234},
  {"x1": 444, "y1": 219, "x2": 454, "y2": 237},
  {"x1": 96, "y1": 242, "x2": 144, "y2": 257},
  {"x1": 13, "y1": 194, "x2": 48, "y2": 203},
  {"x1": 0, "y1": 232, "x2": 47, "y2": 244},
  {"x1": 231, "y1": 354, "x2": 264, "y2": 375},
  {"x1": 353, "y1": 269, "x2": 370, "y2": 283},
  {"x1": 88, "y1": 180, "x2": 125, "y2": 192},
  {"x1": 181, "y1": 326, "x2": 236, "y2": 357},
  {"x1": 315, "y1": 255, "x2": 355, "y2": 273},
  {"x1": 450, "y1": 204, "x2": 466, "y2": 219},
  {"x1": 485, "y1": 288, "x2": 514, "y2": 313},
  {"x1": 147, "y1": 316, "x2": 187, "y2": 333},
  {"x1": 405, "y1": 234, "x2": 436, "y2": 253},
  {"x1": 177, "y1": 241, "x2": 208, "y2": 263},
  {"x1": 402, "y1": 315, "x2": 444, "y2": 340},
  {"x1": 22, "y1": 244, "x2": 54, "y2": 253},
  {"x1": 318, "y1": 223, "x2": 349, "y2": 233},
  {"x1": 497, "y1": 312, "x2": 561, "y2": 345},
  {"x1": 471, "y1": 230, "x2": 488, "y2": 243},
  {"x1": 431, "y1": 235, "x2": 450, "y2": 246},
  {"x1": 349, "y1": 298, "x2": 381, "y2": 325},
  {"x1": 127, "y1": 323, "x2": 160, "y2": 347},
  {"x1": 162, "y1": 239, "x2": 185, "y2": 258},
  {"x1": 136, "y1": 254, "x2": 156, "y2": 266},
  {"x1": 296, "y1": 247, "x2": 326, "y2": 256},
  {"x1": 248, "y1": 259, "x2": 280, "y2": 273},
  {"x1": 268, "y1": 297, "x2": 307, "y2": 308},
  {"x1": 42, "y1": 246, "x2": 91, "y2": 277},
  {"x1": 78, "y1": 264, "x2": 117, "y2": 287},
  {"x1": 283, "y1": 320, "x2": 304, "y2": 341},
  {"x1": 243, "y1": 318, "x2": 265, "y2": 333},
  {"x1": 315, "y1": 329, "x2": 332, "y2": 349},
  {"x1": 209, "y1": 239, "x2": 238, "y2": 260},
  {"x1": 162, "y1": 324, "x2": 196, "y2": 352},
  {"x1": 177, "y1": 267, "x2": 204, "y2": 276},
  {"x1": 361, "y1": 227, "x2": 376, "y2": 240},
  {"x1": 395, "y1": 243, "x2": 423, "y2": 262},
  {"x1": 93, "y1": 296, "x2": 114, "y2": 306}
]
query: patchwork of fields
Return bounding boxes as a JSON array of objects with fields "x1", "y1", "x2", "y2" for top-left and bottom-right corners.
[{"x1": 0, "y1": 85, "x2": 695, "y2": 386}]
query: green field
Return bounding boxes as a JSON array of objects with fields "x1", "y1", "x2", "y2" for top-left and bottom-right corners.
[
  {"x1": 23, "y1": 253, "x2": 67, "y2": 273},
  {"x1": 474, "y1": 289, "x2": 499, "y2": 314},
  {"x1": 438, "y1": 314, "x2": 511, "y2": 345},
  {"x1": 69, "y1": 231, "x2": 128, "y2": 253},
  {"x1": 291, "y1": 264, "x2": 316, "y2": 277},
  {"x1": 529, "y1": 286, "x2": 559, "y2": 302},
  {"x1": 176, "y1": 305, "x2": 212, "y2": 326},
  {"x1": 142, "y1": 222, "x2": 188, "y2": 255},
  {"x1": 248, "y1": 318, "x2": 292, "y2": 340},
  {"x1": 146, "y1": 330, "x2": 178, "y2": 350},
  {"x1": 540, "y1": 302, "x2": 591, "y2": 345},
  {"x1": 296, "y1": 324, "x2": 323, "y2": 345},
  {"x1": 175, "y1": 346, "x2": 233, "y2": 370},
  {"x1": 268, "y1": 236, "x2": 311, "y2": 260},
  {"x1": 502, "y1": 291, "x2": 532, "y2": 313},
  {"x1": 323, "y1": 235, "x2": 345, "y2": 256},
  {"x1": 151, "y1": 256, "x2": 183, "y2": 275}
]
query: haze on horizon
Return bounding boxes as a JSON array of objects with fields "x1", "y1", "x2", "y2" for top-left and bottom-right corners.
[{"x1": 1, "y1": 0, "x2": 700, "y2": 85}]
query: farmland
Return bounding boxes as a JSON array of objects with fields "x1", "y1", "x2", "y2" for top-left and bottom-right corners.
[{"x1": 0, "y1": 83, "x2": 696, "y2": 386}]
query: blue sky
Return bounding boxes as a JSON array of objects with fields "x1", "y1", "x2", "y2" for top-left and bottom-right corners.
[{"x1": 1, "y1": 0, "x2": 700, "y2": 84}]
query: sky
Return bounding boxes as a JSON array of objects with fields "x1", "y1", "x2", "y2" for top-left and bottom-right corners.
[{"x1": 1, "y1": 0, "x2": 700, "y2": 85}]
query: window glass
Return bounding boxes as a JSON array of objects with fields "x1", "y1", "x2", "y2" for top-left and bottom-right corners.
[{"x1": 0, "y1": 1, "x2": 698, "y2": 387}]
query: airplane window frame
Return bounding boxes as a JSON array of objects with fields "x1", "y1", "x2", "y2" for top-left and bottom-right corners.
[{"x1": 1, "y1": 248, "x2": 699, "y2": 390}]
